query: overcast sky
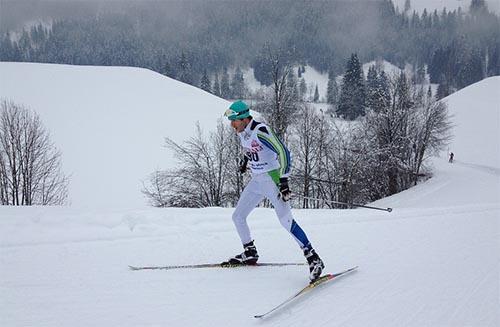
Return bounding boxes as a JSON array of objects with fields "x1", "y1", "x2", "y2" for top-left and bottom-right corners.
[{"x1": 1, "y1": 0, "x2": 499, "y2": 34}]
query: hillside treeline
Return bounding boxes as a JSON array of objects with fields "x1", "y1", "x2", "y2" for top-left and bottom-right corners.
[{"x1": 1, "y1": 0, "x2": 499, "y2": 96}]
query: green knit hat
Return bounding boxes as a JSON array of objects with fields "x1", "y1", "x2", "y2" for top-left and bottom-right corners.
[{"x1": 224, "y1": 100, "x2": 250, "y2": 121}]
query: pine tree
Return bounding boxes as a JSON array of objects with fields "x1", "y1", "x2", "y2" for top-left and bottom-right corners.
[
  {"x1": 326, "y1": 69, "x2": 338, "y2": 106},
  {"x1": 366, "y1": 66, "x2": 379, "y2": 110},
  {"x1": 213, "y1": 73, "x2": 221, "y2": 97},
  {"x1": 416, "y1": 63, "x2": 426, "y2": 84},
  {"x1": 395, "y1": 71, "x2": 413, "y2": 111},
  {"x1": 200, "y1": 69, "x2": 211, "y2": 93},
  {"x1": 313, "y1": 84, "x2": 320, "y2": 102},
  {"x1": 220, "y1": 68, "x2": 231, "y2": 99},
  {"x1": 470, "y1": 0, "x2": 488, "y2": 15},
  {"x1": 487, "y1": 44, "x2": 500, "y2": 76},
  {"x1": 377, "y1": 71, "x2": 391, "y2": 111},
  {"x1": 287, "y1": 70, "x2": 299, "y2": 103},
  {"x1": 177, "y1": 51, "x2": 192, "y2": 84},
  {"x1": 436, "y1": 74, "x2": 450, "y2": 100},
  {"x1": 299, "y1": 78, "x2": 307, "y2": 101},
  {"x1": 0, "y1": 34, "x2": 16, "y2": 61},
  {"x1": 404, "y1": 0, "x2": 411, "y2": 14},
  {"x1": 337, "y1": 53, "x2": 366, "y2": 120},
  {"x1": 366, "y1": 67, "x2": 391, "y2": 113},
  {"x1": 163, "y1": 60, "x2": 175, "y2": 78},
  {"x1": 231, "y1": 66, "x2": 246, "y2": 99},
  {"x1": 457, "y1": 48, "x2": 484, "y2": 89}
]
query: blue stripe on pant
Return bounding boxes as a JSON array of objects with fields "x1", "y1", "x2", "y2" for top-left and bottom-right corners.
[{"x1": 290, "y1": 220, "x2": 311, "y2": 249}]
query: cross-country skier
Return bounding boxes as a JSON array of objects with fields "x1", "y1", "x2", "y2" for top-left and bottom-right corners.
[{"x1": 222, "y1": 100, "x2": 324, "y2": 282}]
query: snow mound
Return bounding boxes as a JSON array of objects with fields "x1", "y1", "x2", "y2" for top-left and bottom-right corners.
[{"x1": 0, "y1": 62, "x2": 230, "y2": 208}]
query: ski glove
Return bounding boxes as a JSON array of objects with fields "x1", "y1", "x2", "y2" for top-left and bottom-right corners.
[
  {"x1": 278, "y1": 177, "x2": 291, "y2": 202},
  {"x1": 239, "y1": 156, "x2": 249, "y2": 174}
]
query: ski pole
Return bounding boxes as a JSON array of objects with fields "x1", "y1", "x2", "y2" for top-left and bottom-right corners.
[{"x1": 294, "y1": 195, "x2": 392, "y2": 212}]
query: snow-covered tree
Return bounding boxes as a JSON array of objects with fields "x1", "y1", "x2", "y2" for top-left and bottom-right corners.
[
  {"x1": 231, "y1": 66, "x2": 246, "y2": 99},
  {"x1": 220, "y1": 68, "x2": 231, "y2": 99},
  {"x1": 326, "y1": 69, "x2": 338, "y2": 106},
  {"x1": 213, "y1": 73, "x2": 221, "y2": 97},
  {"x1": 313, "y1": 84, "x2": 320, "y2": 102},
  {"x1": 177, "y1": 51, "x2": 193, "y2": 84},
  {"x1": 299, "y1": 78, "x2": 308, "y2": 102},
  {"x1": 200, "y1": 69, "x2": 211, "y2": 93},
  {"x1": 337, "y1": 53, "x2": 366, "y2": 120}
]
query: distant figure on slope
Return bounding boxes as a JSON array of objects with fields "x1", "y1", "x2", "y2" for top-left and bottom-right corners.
[
  {"x1": 222, "y1": 100, "x2": 324, "y2": 282},
  {"x1": 449, "y1": 152, "x2": 454, "y2": 163}
]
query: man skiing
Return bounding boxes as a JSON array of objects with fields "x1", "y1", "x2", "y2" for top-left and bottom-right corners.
[{"x1": 223, "y1": 100, "x2": 324, "y2": 282}]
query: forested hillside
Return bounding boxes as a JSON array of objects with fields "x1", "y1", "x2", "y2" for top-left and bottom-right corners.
[{"x1": 1, "y1": 0, "x2": 498, "y2": 96}]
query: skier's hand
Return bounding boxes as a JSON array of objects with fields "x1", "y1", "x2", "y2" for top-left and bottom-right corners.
[
  {"x1": 239, "y1": 156, "x2": 249, "y2": 174},
  {"x1": 278, "y1": 177, "x2": 291, "y2": 202}
]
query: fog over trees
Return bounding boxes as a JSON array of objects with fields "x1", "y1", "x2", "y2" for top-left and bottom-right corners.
[{"x1": 1, "y1": 0, "x2": 499, "y2": 97}]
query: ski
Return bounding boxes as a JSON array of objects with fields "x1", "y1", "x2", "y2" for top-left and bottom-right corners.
[
  {"x1": 254, "y1": 266, "x2": 358, "y2": 319},
  {"x1": 128, "y1": 262, "x2": 306, "y2": 271}
]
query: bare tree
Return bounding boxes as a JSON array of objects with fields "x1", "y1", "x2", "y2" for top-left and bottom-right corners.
[
  {"x1": 257, "y1": 43, "x2": 298, "y2": 141},
  {"x1": 142, "y1": 120, "x2": 236, "y2": 207},
  {"x1": 0, "y1": 99, "x2": 68, "y2": 205},
  {"x1": 409, "y1": 97, "x2": 453, "y2": 185},
  {"x1": 360, "y1": 72, "x2": 452, "y2": 197},
  {"x1": 289, "y1": 103, "x2": 323, "y2": 208},
  {"x1": 224, "y1": 128, "x2": 249, "y2": 206}
]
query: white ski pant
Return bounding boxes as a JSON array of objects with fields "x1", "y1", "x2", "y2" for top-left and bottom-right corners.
[{"x1": 232, "y1": 173, "x2": 310, "y2": 249}]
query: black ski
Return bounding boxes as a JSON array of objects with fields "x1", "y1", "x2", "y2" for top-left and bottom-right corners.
[{"x1": 129, "y1": 262, "x2": 306, "y2": 271}]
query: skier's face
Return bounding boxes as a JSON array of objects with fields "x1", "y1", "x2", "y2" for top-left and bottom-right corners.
[{"x1": 230, "y1": 119, "x2": 247, "y2": 133}]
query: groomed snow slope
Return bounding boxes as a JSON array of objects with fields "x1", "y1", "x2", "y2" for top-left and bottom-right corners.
[
  {"x1": 0, "y1": 66, "x2": 499, "y2": 326},
  {"x1": 0, "y1": 62, "x2": 230, "y2": 208}
]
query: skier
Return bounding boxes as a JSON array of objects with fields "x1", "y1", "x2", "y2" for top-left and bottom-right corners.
[
  {"x1": 222, "y1": 100, "x2": 324, "y2": 282},
  {"x1": 449, "y1": 152, "x2": 454, "y2": 163}
]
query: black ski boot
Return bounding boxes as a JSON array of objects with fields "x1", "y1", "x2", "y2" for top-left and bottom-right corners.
[
  {"x1": 304, "y1": 247, "x2": 324, "y2": 282},
  {"x1": 222, "y1": 240, "x2": 259, "y2": 266}
]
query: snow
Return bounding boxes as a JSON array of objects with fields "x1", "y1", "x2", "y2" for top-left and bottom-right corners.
[
  {"x1": 241, "y1": 67, "x2": 264, "y2": 94},
  {"x1": 300, "y1": 66, "x2": 329, "y2": 102},
  {"x1": 0, "y1": 62, "x2": 230, "y2": 208},
  {"x1": 442, "y1": 77, "x2": 500, "y2": 169},
  {"x1": 363, "y1": 59, "x2": 404, "y2": 78},
  {"x1": 0, "y1": 63, "x2": 499, "y2": 326},
  {"x1": 242, "y1": 65, "x2": 329, "y2": 102}
]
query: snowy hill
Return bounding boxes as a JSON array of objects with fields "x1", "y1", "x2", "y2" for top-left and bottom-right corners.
[
  {"x1": 0, "y1": 65, "x2": 499, "y2": 326},
  {"x1": 443, "y1": 76, "x2": 500, "y2": 169},
  {"x1": 0, "y1": 62, "x2": 230, "y2": 208}
]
